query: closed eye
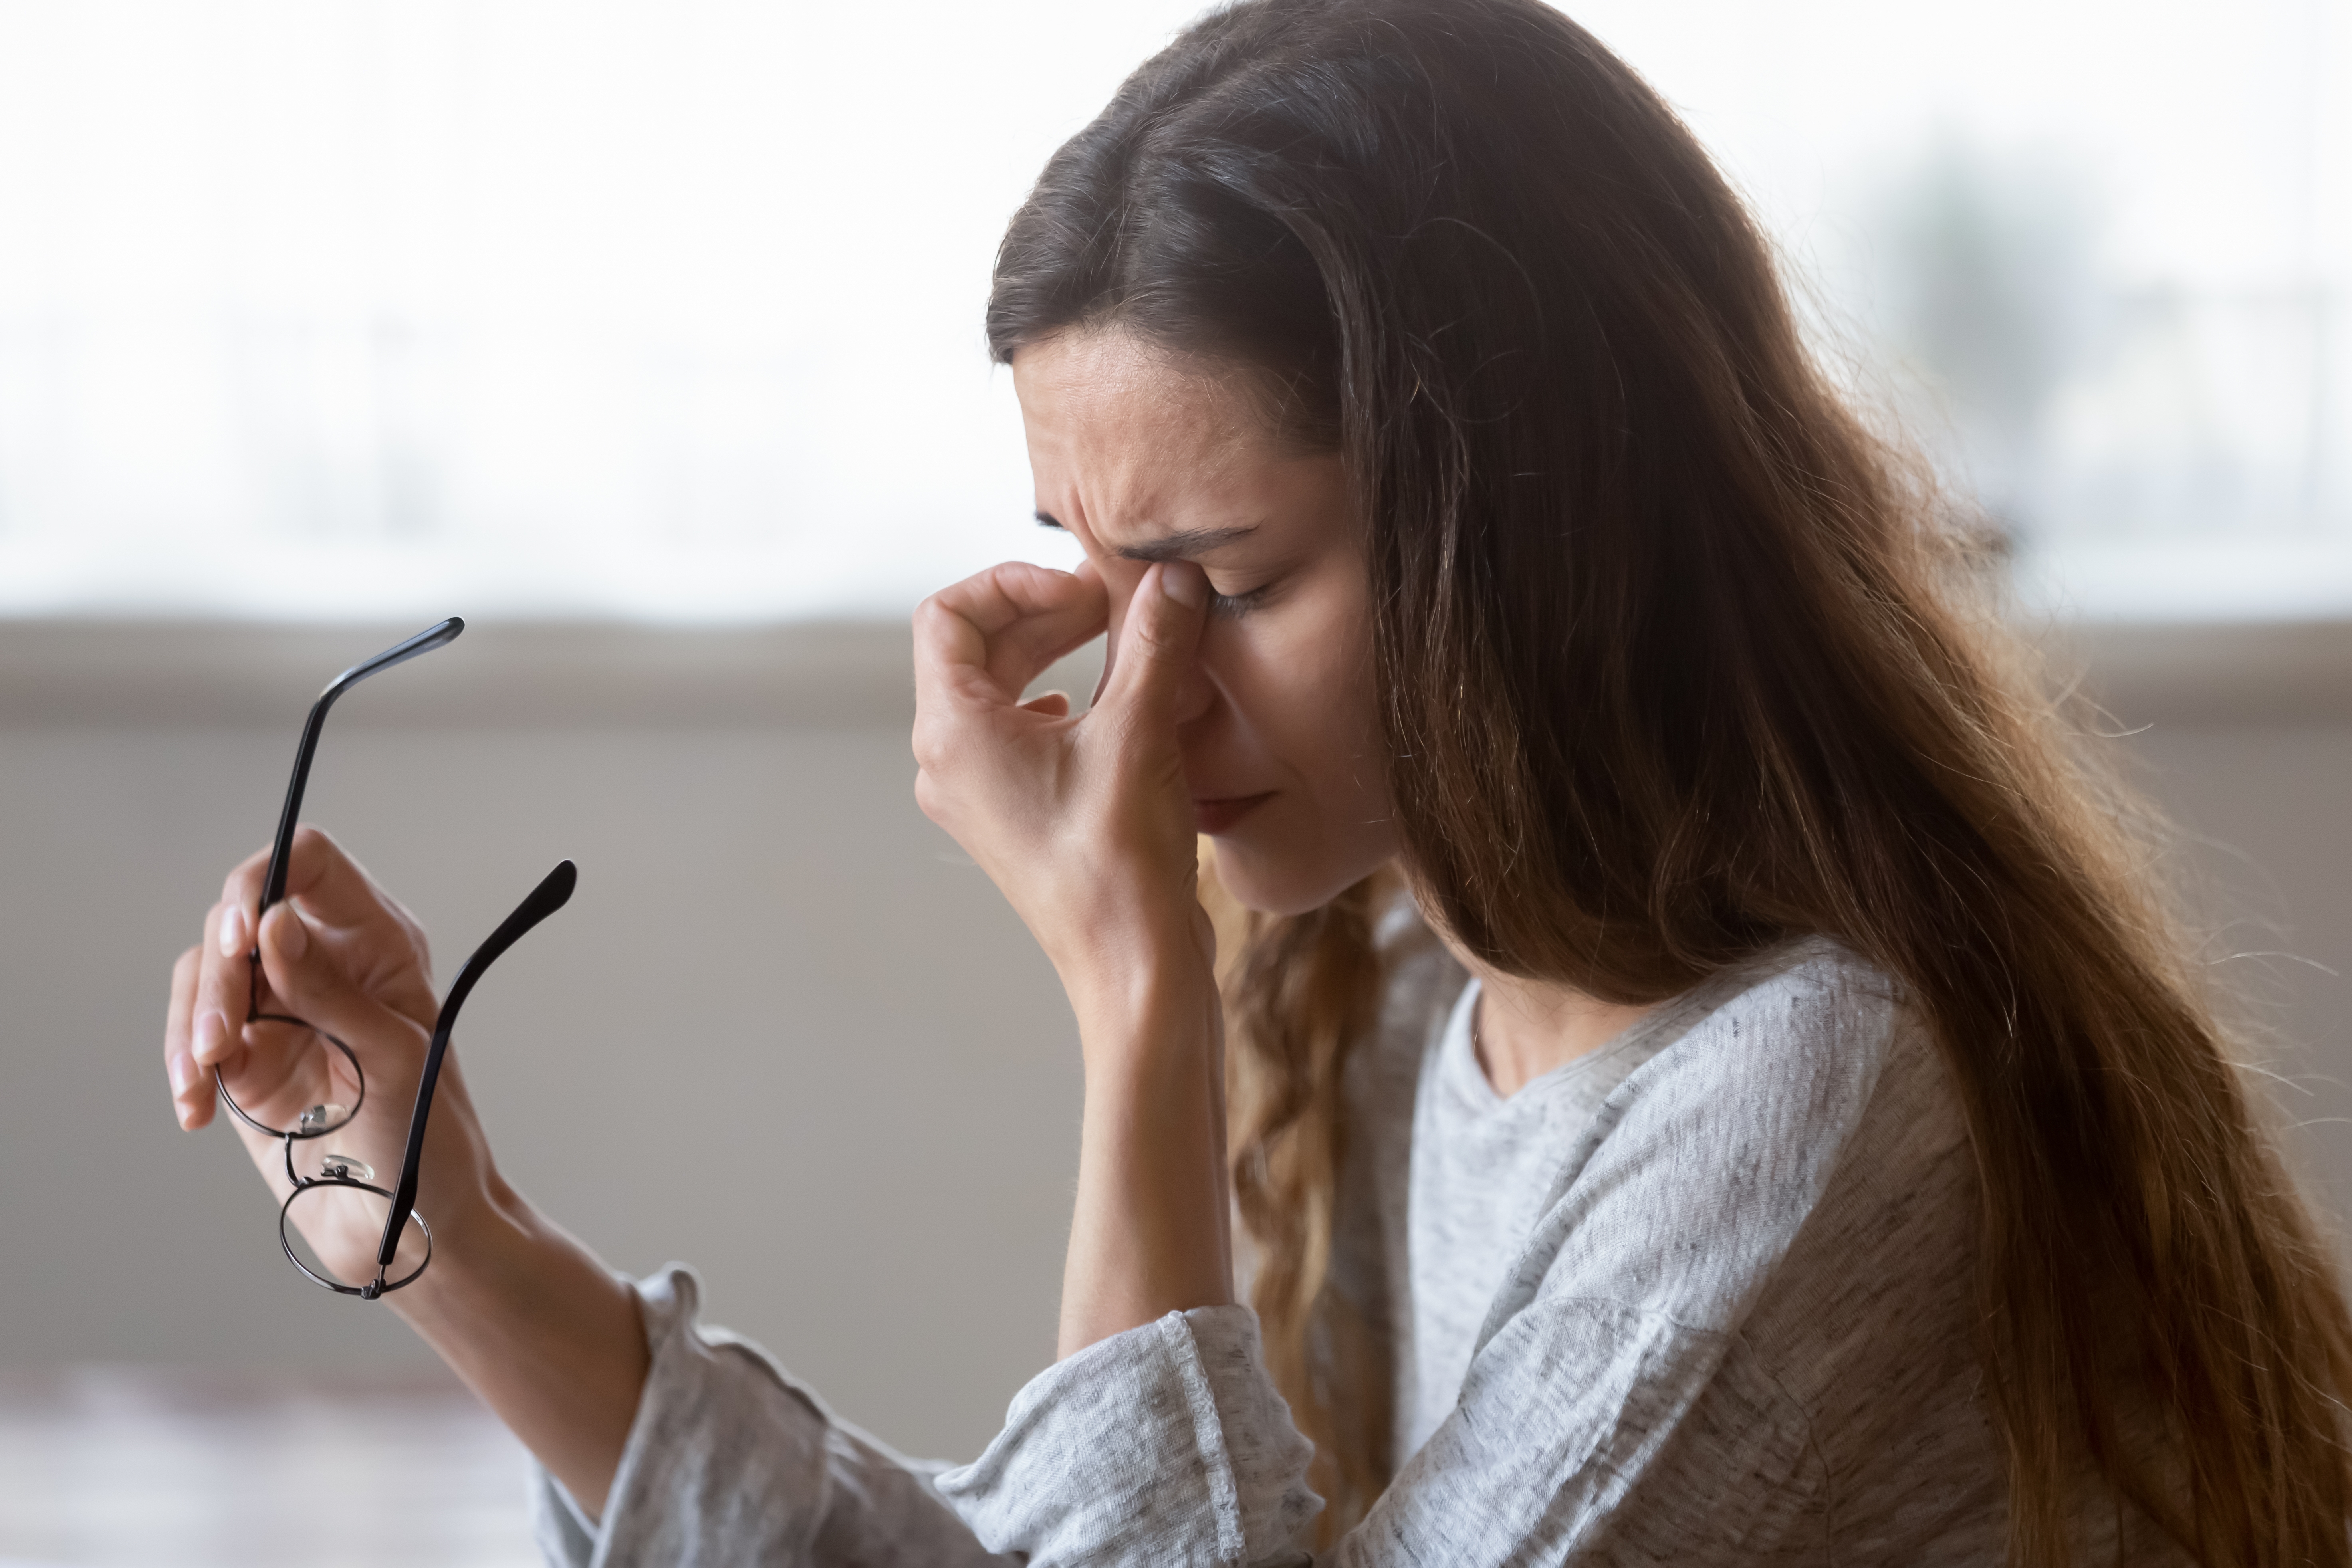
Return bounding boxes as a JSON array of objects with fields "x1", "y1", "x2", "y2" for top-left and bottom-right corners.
[
  {"x1": 1208, "y1": 583, "x2": 1274, "y2": 619},
  {"x1": 1038, "y1": 509, "x2": 1274, "y2": 616}
]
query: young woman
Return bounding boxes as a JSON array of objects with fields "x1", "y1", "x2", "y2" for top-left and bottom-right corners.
[{"x1": 162, "y1": 1, "x2": 2352, "y2": 1562}]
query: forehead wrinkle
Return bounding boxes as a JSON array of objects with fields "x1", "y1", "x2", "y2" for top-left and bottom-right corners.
[
  {"x1": 1110, "y1": 524, "x2": 1262, "y2": 564},
  {"x1": 1065, "y1": 441, "x2": 1260, "y2": 560},
  {"x1": 1016, "y1": 329, "x2": 1292, "y2": 562}
]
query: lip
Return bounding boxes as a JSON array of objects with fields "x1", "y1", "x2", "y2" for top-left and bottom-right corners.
[{"x1": 1191, "y1": 792, "x2": 1275, "y2": 835}]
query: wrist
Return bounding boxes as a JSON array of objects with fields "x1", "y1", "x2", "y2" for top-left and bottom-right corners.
[
  {"x1": 1065, "y1": 957, "x2": 1216, "y2": 1070},
  {"x1": 1051, "y1": 904, "x2": 1215, "y2": 1029},
  {"x1": 387, "y1": 1165, "x2": 540, "y2": 1329},
  {"x1": 381, "y1": 1164, "x2": 649, "y2": 1522}
]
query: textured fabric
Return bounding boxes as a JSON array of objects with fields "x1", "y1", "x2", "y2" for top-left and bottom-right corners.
[
  {"x1": 533, "y1": 931, "x2": 2188, "y2": 1566},
  {"x1": 531, "y1": 1267, "x2": 1010, "y2": 1567}
]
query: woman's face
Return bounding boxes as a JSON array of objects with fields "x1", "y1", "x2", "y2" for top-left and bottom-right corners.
[{"x1": 1011, "y1": 329, "x2": 1399, "y2": 916}]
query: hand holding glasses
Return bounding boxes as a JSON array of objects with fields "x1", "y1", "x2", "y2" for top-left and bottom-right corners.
[{"x1": 215, "y1": 618, "x2": 577, "y2": 1300}]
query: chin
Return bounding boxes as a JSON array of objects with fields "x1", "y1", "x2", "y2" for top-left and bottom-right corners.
[{"x1": 1208, "y1": 831, "x2": 1386, "y2": 918}]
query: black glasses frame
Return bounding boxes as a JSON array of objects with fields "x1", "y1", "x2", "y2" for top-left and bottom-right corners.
[{"x1": 220, "y1": 618, "x2": 577, "y2": 1300}]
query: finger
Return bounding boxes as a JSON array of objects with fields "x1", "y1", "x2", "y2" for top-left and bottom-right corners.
[
  {"x1": 218, "y1": 840, "x2": 275, "y2": 949},
  {"x1": 1089, "y1": 554, "x2": 1124, "y2": 706},
  {"x1": 255, "y1": 901, "x2": 429, "y2": 1071},
  {"x1": 1049, "y1": 556, "x2": 1117, "y2": 709},
  {"x1": 914, "y1": 562, "x2": 1108, "y2": 710},
  {"x1": 1019, "y1": 690, "x2": 1073, "y2": 718},
  {"x1": 204, "y1": 841, "x2": 280, "y2": 1045},
  {"x1": 165, "y1": 945, "x2": 213, "y2": 1130},
  {"x1": 918, "y1": 563, "x2": 1104, "y2": 705},
  {"x1": 189, "y1": 899, "x2": 255, "y2": 1074},
  {"x1": 272, "y1": 825, "x2": 419, "y2": 939},
  {"x1": 1093, "y1": 560, "x2": 1208, "y2": 738}
]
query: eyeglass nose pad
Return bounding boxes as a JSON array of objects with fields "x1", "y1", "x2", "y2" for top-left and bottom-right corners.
[
  {"x1": 317, "y1": 1152, "x2": 374, "y2": 1183},
  {"x1": 296, "y1": 1102, "x2": 351, "y2": 1134}
]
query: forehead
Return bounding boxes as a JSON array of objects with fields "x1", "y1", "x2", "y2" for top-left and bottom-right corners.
[{"x1": 1010, "y1": 331, "x2": 1284, "y2": 540}]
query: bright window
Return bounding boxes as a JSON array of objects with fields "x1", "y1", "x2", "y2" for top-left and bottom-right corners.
[{"x1": 0, "y1": 1, "x2": 2343, "y2": 622}]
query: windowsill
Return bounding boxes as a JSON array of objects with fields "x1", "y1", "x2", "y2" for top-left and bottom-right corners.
[
  {"x1": 2036, "y1": 619, "x2": 2352, "y2": 725},
  {"x1": 2, "y1": 615, "x2": 2347, "y2": 729},
  {"x1": 0, "y1": 618, "x2": 925, "y2": 729}
]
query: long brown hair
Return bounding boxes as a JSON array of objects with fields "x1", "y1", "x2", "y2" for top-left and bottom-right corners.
[{"x1": 987, "y1": 1, "x2": 2352, "y2": 1560}]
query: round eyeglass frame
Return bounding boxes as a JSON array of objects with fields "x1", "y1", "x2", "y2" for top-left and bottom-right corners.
[
  {"x1": 214, "y1": 1009, "x2": 432, "y2": 1300},
  {"x1": 277, "y1": 1169, "x2": 435, "y2": 1299},
  {"x1": 214, "y1": 1006, "x2": 366, "y2": 1144}
]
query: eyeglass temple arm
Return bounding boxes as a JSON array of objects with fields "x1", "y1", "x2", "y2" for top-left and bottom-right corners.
[
  {"x1": 258, "y1": 618, "x2": 466, "y2": 917},
  {"x1": 377, "y1": 858, "x2": 577, "y2": 1271}
]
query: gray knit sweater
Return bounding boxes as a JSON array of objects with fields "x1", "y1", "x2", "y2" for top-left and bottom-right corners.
[{"x1": 532, "y1": 926, "x2": 2183, "y2": 1564}]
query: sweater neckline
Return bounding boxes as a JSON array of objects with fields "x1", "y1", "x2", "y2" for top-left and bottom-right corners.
[{"x1": 1436, "y1": 936, "x2": 1844, "y2": 1118}]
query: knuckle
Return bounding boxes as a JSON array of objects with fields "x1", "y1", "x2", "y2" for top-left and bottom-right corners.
[
  {"x1": 911, "y1": 595, "x2": 958, "y2": 642},
  {"x1": 1128, "y1": 603, "x2": 1175, "y2": 653},
  {"x1": 910, "y1": 715, "x2": 964, "y2": 773},
  {"x1": 1126, "y1": 611, "x2": 1192, "y2": 669}
]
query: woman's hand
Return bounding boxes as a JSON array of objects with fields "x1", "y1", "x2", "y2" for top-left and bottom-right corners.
[
  {"x1": 161, "y1": 827, "x2": 648, "y2": 1514},
  {"x1": 914, "y1": 557, "x2": 1235, "y2": 1356},
  {"x1": 165, "y1": 826, "x2": 499, "y2": 1284},
  {"x1": 912, "y1": 556, "x2": 1216, "y2": 1019}
]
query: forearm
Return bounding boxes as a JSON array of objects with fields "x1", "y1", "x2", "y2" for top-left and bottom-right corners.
[
  {"x1": 1059, "y1": 958, "x2": 1234, "y2": 1360},
  {"x1": 393, "y1": 1171, "x2": 650, "y2": 1518}
]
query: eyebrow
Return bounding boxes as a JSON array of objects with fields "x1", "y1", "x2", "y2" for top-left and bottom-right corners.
[{"x1": 1033, "y1": 511, "x2": 1261, "y2": 562}]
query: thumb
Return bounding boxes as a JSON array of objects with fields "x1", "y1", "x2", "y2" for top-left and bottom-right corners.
[
  {"x1": 1098, "y1": 561, "x2": 1208, "y2": 735},
  {"x1": 258, "y1": 902, "x2": 425, "y2": 1063}
]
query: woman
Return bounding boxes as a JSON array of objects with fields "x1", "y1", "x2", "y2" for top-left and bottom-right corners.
[{"x1": 162, "y1": 0, "x2": 2352, "y2": 1561}]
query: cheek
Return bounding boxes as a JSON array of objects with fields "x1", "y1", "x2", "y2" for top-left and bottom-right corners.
[
  {"x1": 1197, "y1": 589, "x2": 1394, "y2": 914},
  {"x1": 1220, "y1": 609, "x2": 1380, "y2": 784}
]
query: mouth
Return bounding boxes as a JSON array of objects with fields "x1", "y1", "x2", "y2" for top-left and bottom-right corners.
[{"x1": 1191, "y1": 792, "x2": 1275, "y2": 835}]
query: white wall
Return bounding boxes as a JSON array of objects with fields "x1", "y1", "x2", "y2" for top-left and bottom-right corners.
[{"x1": 2, "y1": 619, "x2": 2347, "y2": 1464}]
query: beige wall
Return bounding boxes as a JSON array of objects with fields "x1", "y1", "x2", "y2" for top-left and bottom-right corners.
[
  {"x1": 2123, "y1": 724, "x2": 2352, "y2": 1226},
  {"x1": 2, "y1": 620, "x2": 2347, "y2": 1463}
]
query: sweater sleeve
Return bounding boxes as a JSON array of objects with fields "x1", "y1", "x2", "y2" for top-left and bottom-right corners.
[
  {"x1": 530, "y1": 1265, "x2": 1018, "y2": 1568},
  {"x1": 932, "y1": 1304, "x2": 1321, "y2": 1566}
]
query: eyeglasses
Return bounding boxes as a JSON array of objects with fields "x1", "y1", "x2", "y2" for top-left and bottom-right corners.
[{"x1": 218, "y1": 618, "x2": 576, "y2": 1300}]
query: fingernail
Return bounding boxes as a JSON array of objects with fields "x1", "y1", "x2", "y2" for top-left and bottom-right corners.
[
  {"x1": 1159, "y1": 561, "x2": 1207, "y2": 610},
  {"x1": 218, "y1": 905, "x2": 247, "y2": 958},
  {"x1": 265, "y1": 903, "x2": 309, "y2": 959},
  {"x1": 192, "y1": 1010, "x2": 227, "y2": 1064},
  {"x1": 169, "y1": 1051, "x2": 196, "y2": 1095}
]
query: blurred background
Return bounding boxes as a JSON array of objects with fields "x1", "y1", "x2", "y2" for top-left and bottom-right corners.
[{"x1": 1, "y1": 2, "x2": 2346, "y2": 1564}]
